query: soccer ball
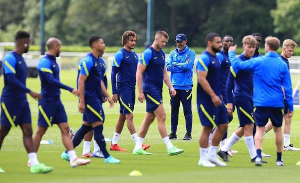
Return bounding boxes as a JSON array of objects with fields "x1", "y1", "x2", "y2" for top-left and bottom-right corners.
[{"x1": 69, "y1": 128, "x2": 75, "y2": 140}]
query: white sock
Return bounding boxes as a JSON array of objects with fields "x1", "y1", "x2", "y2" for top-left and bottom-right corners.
[
  {"x1": 131, "y1": 133, "x2": 138, "y2": 143},
  {"x1": 82, "y1": 141, "x2": 91, "y2": 155},
  {"x1": 133, "y1": 137, "x2": 144, "y2": 151},
  {"x1": 112, "y1": 132, "x2": 120, "y2": 145},
  {"x1": 93, "y1": 140, "x2": 100, "y2": 153},
  {"x1": 68, "y1": 150, "x2": 77, "y2": 163},
  {"x1": 221, "y1": 133, "x2": 240, "y2": 152},
  {"x1": 208, "y1": 146, "x2": 218, "y2": 158},
  {"x1": 284, "y1": 134, "x2": 290, "y2": 147},
  {"x1": 28, "y1": 153, "x2": 39, "y2": 166},
  {"x1": 199, "y1": 147, "x2": 208, "y2": 161},
  {"x1": 162, "y1": 136, "x2": 174, "y2": 150},
  {"x1": 219, "y1": 140, "x2": 224, "y2": 150},
  {"x1": 263, "y1": 132, "x2": 267, "y2": 136},
  {"x1": 244, "y1": 136, "x2": 257, "y2": 159},
  {"x1": 208, "y1": 132, "x2": 213, "y2": 146}
]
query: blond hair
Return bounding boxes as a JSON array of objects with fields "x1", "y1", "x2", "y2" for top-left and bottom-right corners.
[
  {"x1": 155, "y1": 31, "x2": 169, "y2": 39},
  {"x1": 242, "y1": 35, "x2": 257, "y2": 47},
  {"x1": 265, "y1": 36, "x2": 280, "y2": 51},
  {"x1": 283, "y1": 39, "x2": 297, "y2": 49}
]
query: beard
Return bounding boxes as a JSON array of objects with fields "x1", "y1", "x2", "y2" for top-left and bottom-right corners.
[
  {"x1": 56, "y1": 52, "x2": 60, "y2": 57},
  {"x1": 24, "y1": 47, "x2": 29, "y2": 53},
  {"x1": 212, "y1": 46, "x2": 221, "y2": 53}
]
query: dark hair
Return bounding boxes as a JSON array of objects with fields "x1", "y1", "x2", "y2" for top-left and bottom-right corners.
[
  {"x1": 15, "y1": 30, "x2": 30, "y2": 41},
  {"x1": 122, "y1": 30, "x2": 137, "y2": 46},
  {"x1": 88, "y1": 35, "x2": 102, "y2": 48},
  {"x1": 252, "y1": 32, "x2": 262, "y2": 38},
  {"x1": 205, "y1": 33, "x2": 220, "y2": 44},
  {"x1": 222, "y1": 35, "x2": 232, "y2": 40}
]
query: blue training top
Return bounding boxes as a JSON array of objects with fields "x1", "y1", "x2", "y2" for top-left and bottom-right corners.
[
  {"x1": 38, "y1": 54, "x2": 73, "y2": 98},
  {"x1": 77, "y1": 52, "x2": 105, "y2": 103},
  {"x1": 139, "y1": 46, "x2": 166, "y2": 92},
  {"x1": 1, "y1": 51, "x2": 30, "y2": 102},
  {"x1": 111, "y1": 48, "x2": 138, "y2": 94},
  {"x1": 280, "y1": 55, "x2": 290, "y2": 69},
  {"x1": 227, "y1": 53, "x2": 253, "y2": 102},
  {"x1": 196, "y1": 50, "x2": 224, "y2": 103},
  {"x1": 229, "y1": 51, "x2": 293, "y2": 111},
  {"x1": 166, "y1": 46, "x2": 195, "y2": 90},
  {"x1": 219, "y1": 50, "x2": 231, "y2": 103}
]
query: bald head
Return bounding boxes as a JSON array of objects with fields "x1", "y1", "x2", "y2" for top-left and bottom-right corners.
[
  {"x1": 46, "y1": 37, "x2": 62, "y2": 57},
  {"x1": 47, "y1": 37, "x2": 61, "y2": 50}
]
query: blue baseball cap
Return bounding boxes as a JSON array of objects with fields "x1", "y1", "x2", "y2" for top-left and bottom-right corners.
[{"x1": 175, "y1": 34, "x2": 187, "y2": 42}]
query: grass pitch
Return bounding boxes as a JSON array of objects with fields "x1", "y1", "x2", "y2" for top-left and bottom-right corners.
[{"x1": 0, "y1": 70, "x2": 300, "y2": 183}]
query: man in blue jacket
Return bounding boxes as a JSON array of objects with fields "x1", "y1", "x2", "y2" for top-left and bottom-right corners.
[
  {"x1": 229, "y1": 36, "x2": 293, "y2": 167},
  {"x1": 166, "y1": 34, "x2": 195, "y2": 140}
]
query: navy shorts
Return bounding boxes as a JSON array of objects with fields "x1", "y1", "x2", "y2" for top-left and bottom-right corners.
[
  {"x1": 83, "y1": 102, "x2": 105, "y2": 123},
  {"x1": 235, "y1": 100, "x2": 254, "y2": 127},
  {"x1": 197, "y1": 101, "x2": 228, "y2": 127},
  {"x1": 1, "y1": 101, "x2": 31, "y2": 127},
  {"x1": 144, "y1": 92, "x2": 162, "y2": 113},
  {"x1": 118, "y1": 89, "x2": 135, "y2": 114},
  {"x1": 254, "y1": 107, "x2": 283, "y2": 127},
  {"x1": 38, "y1": 99, "x2": 67, "y2": 127}
]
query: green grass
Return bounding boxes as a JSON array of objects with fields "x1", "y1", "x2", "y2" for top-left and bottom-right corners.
[{"x1": 0, "y1": 70, "x2": 300, "y2": 183}]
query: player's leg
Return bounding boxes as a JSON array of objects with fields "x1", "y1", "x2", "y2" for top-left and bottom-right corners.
[
  {"x1": 32, "y1": 126, "x2": 47, "y2": 152},
  {"x1": 92, "y1": 121, "x2": 120, "y2": 164},
  {"x1": 197, "y1": 103, "x2": 216, "y2": 167},
  {"x1": 58, "y1": 122, "x2": 91, "y2": 167},
  {"x1": 271, "y1": 107, "x2": 284, "y2": 166},
  {"x1": 283, "y1": 114, "x2": 299, "y2": 150},
  {"x1": 169, "y1": 89, "x2": 180, "y2": 139},
  {"x1": 0, "y1": 126, "x2": 10, "y2": 150},
  {"x1": 133, "y1": 112, "x2": 155, "y2": 155},
  {"x1": 154, "y1": 104, "x2": 183, "y2": 155},
  {"x1": 82, "y1": 131, "x2": 93, "y2": 157},
  {"x1": 181, "y1": 89, "x2": 193, "y2": 140},
  {"x1": 111, "y1": 114, "x2": 127, "y2": 151}
]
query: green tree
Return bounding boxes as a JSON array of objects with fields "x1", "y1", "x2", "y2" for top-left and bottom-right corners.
[{"x1": 271, "y1": 0, "x2": 300, "y2": 42}]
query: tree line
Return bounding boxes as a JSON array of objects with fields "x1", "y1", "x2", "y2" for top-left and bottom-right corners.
[{"x1": 0, "y1": 0, "x2": 299, "y2": 48}]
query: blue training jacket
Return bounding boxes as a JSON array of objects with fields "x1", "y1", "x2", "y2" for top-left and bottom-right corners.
[
  {"x1": 229, "y1": 50, "x2": 293, "y2": 111},
  {"x1": 166, "y1": 46, "x2": 195, "y2": 90}
]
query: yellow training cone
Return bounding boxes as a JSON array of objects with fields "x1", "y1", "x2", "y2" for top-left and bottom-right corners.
[
  {"x1": 296, "y1": 161, "x2": 300, "y2": 166},
  {"x1": 129, "y1": 170, "x2": 143, "y2": 176}
]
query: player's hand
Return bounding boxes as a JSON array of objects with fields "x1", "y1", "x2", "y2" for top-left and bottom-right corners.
[
  {"x1": 71, "y1": 89, "x2": 79, "y2": 96},
  {"x1": 169, "y1": 87, "x2": 176, "y2": 97},
  {"x1": 29, "y1": 91, "x2": 42, "y2": 100},
  {"x1": 112, "y1": 94, "x2": 118, "y2": 103},
  {"x1": 107, "y1": 97, "x2": 114, "y2": 108},
  {"x1": 229, "y1": 45, "x2": 237, "y2": 52},
  {"x1": 211, "y1": 95, "x2": 222, "y2": 107},
  {"x1": 288, "y1": 110, "x2": 293, "y2": 117},
  {"x1": 138, "y1": 92, "x2": 145, "y2": 103},
  {"x1": 78, "y1": 102, "x2": 85, "y2": 113},
  {"x1": 227, "y1": 103, "x2": 233, "y2": 116}
]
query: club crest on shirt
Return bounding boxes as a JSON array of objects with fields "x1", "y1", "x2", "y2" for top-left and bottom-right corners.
[
  {"x1": 212, "y1": 61, "x2": 215, "y2": 64},
  {"x1": 53, "y1": 65, "x2": 56, "y2": 68},
  {"x1": 162, "y1": 56, "x2": 164, "y2": 60},
  {"x1": 126, "y1": 56, "x2": 129, "y2": 58},
  {"x1": 134, "y1": 55, "x2": 137, "y2": 59},
  {"x1": 95, "y1": 62, "x2": 97, "y2": 67},
  {"x1": 19, "y1": 61, "x2": 22, "y2": 64},
  {"x1": 154, "y1": 57, "x2": 157, "y2": 59}
]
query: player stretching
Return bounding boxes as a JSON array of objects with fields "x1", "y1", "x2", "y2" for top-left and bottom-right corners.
[
  {"x1": 133, "y1": 31, "x2": 184, "y2": 156},
  {"x1": 61, "y1": 36, "x2": 120, "y2": 164},
  {"x1": 0, "y1": 31, "x2": 53, "y2": 173},
  {"x1": 31, "y1": 38, "x2": 91, "y2": 167},
  {"x1": 110, "y1": 31, "x2": 150, "y2": 151}
]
